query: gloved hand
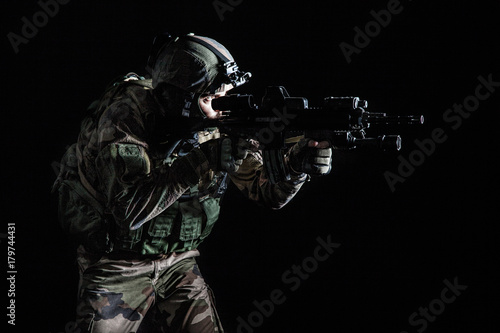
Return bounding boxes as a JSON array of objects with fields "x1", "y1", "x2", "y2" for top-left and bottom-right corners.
[
  {"x1": 287, "y1": 138, "x2": 332, "y2": 176},
  {"x1": 200, "y1": 137, "x2": 250, "y2": 174},
  {"x1": 220, "y1": 137, "x2": 249, "y2": 174}
]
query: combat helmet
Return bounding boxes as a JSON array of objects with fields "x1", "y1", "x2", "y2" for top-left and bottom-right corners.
[{"x1": 147, "y1": 32, "x2": 251, "y2": 95}]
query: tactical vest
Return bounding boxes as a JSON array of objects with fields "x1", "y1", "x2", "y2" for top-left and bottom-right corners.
[
  {"x1": 113, "y1": 130, "x2": 228, "y2": 255},
  {"x1": 54, "y1": 75, "x2": 227, "y2": 255}
]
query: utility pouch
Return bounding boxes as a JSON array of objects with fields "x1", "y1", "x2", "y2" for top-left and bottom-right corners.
[
  {"x1": 178, "y1": 199, "x2": 204, "y2": 241},
  {"x1": 199, "y1": 196, "x2": 221, "y2": 240}
]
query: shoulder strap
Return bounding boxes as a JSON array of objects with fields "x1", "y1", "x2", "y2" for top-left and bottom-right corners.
[{"x1": 87, "y1": 73, "x2": 152, "y2": 115}]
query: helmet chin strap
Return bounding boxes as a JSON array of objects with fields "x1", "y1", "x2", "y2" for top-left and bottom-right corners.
[{"x1": 181, "y1": 92, "x2": 204, "y2": 118}]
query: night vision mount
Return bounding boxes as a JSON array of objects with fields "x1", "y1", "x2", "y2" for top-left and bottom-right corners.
[{"x1": 221, "y1": 61, "x2": 252, "y2": 89}]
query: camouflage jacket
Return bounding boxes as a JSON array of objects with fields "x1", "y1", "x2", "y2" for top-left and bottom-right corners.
[{"x1": 56, "y1": 78, "x2": 307, "y2": 255}]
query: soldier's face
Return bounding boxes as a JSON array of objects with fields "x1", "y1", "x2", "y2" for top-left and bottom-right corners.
[{"x1": 199, "y1": 84, "x2": 233, "y2": 119}]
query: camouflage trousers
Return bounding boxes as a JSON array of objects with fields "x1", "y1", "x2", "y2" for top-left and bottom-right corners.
[{"x1": 75, "y1": 246, "x2": 223, "y2": 333}]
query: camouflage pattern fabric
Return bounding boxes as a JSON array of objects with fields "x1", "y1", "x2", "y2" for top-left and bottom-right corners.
[
  {"x1": 76, "y1": 246, "x2": 222, "y2": 332},
  {"x1": 67, "y1": 79, "x2": 307, "y2": 255},
  {"x1": 151, "y1": 36, "x2": 230, "y2": 92},
  {"x1": 56, "y1": 75, "x2": 308, "y2": 333}
]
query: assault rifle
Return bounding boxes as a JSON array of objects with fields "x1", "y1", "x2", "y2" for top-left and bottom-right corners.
[{"x1": 207, "y1": 86, "x2": 424, "y2": 183}]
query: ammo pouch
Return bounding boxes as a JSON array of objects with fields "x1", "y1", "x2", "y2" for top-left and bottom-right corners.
[
  {"x1": 53, "y1": 144, "x2": 112, "y2": 253},
  {"x1": 114, "y1": 185, "x2": 222, "y2": 255}
]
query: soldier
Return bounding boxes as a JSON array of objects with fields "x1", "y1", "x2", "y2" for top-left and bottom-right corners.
[{"x1": 53, "y1": 33, "x2": 332, "y2": 332}]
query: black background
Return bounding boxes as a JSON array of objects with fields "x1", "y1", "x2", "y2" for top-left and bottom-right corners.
[{"x1": 2, "y1": 0, "x2": 499, "y2": 332}]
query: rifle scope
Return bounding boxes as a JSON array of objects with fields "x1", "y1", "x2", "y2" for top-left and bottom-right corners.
[{"x1": 211, "y1": 94, "x2": 256, "y2": 111}]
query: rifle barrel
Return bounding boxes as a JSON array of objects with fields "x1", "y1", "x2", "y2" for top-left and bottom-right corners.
[{"x1": 366, "y1": 113, "x2": 424, "y2": 125}]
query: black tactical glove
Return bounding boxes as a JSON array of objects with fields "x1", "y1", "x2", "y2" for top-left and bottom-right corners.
[
  {"x1": 287, "y1": 138, "x2": 332, "y2": 176},
  {"x1": 220, "y1": 137, "x2": 249, "y2": 174},
  {"x1": 200, "y1": 137, "x2": 249, "y2": 174}
]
